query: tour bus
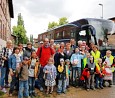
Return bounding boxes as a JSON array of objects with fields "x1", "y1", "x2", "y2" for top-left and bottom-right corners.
[{"x1": 69, "y1": 18, "x2": 115, "y2": 56}]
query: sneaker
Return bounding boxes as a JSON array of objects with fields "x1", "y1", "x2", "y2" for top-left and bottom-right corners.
[
  {"x1": 32, "y1": 92, "x2": 37, "y2": 97},
  {"x1": 9, "y1": 93, "x2": 12, "y2": 97},
  {"x1": 63, "y1": 91, "x2": 66, "y2": 94},
  {"x1": 109, "y1": 85, "x2": 112, "y2": 87},
  {"x1": 91, "y1": 87, "x2": 95, "y2": 90},
  {"x1": 46, "y1": 91, "x2": 49, "y2": 95},
  {"x1": 5, "y1": 84, "x2": 10, "y2": 88},
  {"x1": 100, "y1": 86, "x2": 104, "y2": 89},
  {"x1": 49, "y1": 91, "x2": 53, "y2": 94},
  {"x1": 40, "y1": 87, "x2": 43, "y2": 91},
  {"x1": 1, "y1": 88, "x2": 7, "y2": 93},
  {"x1": 29, "y1": 93, "x2": 33, "y2": 98},
  {"x1": 95, "y1": 86, "x2": 100, "y2": 89},
  {"x1": 86, "y1": 89, "x2": 90, "y2": 91}
]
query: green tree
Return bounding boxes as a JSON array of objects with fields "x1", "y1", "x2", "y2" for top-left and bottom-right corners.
[
  {"x1": 48, "y1": 21, "x2": 58, "y2": 29},
  {"x1": 30, "y1": 34, "x2": 33, "y2": 45},
  {"x1": 12, "y1": 13, "x2": 28, "y2": 44},
  {"x1": 48, "y1": 17, "x2": 68, "y2": 29},
  {"x1": 59, "y1": 17, "x2": 68, "y2": 25}
]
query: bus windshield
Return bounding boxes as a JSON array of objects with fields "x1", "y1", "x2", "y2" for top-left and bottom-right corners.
[{"x1": 87, "y1": 18, "x2": 115, "y2": 46}]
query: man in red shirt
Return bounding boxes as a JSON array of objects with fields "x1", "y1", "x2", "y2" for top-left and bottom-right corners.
[
  {"x1": 36, "y1": 38, "x2": 54, "y2": 67},
  {"x1": 36, "y1": 38, "x2": 54, "y2": 91}
]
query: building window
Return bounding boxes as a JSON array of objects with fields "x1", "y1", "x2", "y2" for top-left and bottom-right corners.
[
  {"x1": 57, "y1": 32, "x2": 59, "y2": 38},
  {"x1": 71, "y1": 30, "x2": 74, "y2": 37}
]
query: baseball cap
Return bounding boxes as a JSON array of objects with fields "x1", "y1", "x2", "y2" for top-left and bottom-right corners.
[
  {"x1": 65, "y1": 59, "x2": 70, "y2": 62},
  {"x1": 60, "y1": 58, "x2": 64, "y2": 62}
]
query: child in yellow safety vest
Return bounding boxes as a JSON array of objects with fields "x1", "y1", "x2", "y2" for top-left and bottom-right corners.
[
  {"x1": 102, "y1": 50, "x2": 114, "y2": 87},
  {"x1": 95, "y1": 58, "x2": 106, "y2": 89}
]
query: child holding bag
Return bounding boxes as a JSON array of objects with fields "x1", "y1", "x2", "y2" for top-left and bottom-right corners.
[{"x1": 43, "y1": 57, "x2": 57, "y2": 94}]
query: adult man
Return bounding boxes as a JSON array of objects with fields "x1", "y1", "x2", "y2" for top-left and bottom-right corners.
[
  {"x1": 1, "y1": 40, "x2": 13, "y2": 92},
  {"x1": 23, "y1": 42, "x2": 35, "y2": 59},
  {"x1": 70, "y1": 39, "x2": 76, "y2": 53},
  {"x1": 36, "y1": 38, "x2": 54, "y2": 91}
]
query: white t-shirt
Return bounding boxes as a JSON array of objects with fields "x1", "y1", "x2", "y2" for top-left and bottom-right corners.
[
  {"x1": 15, "y1": 54, "x2": 21, "y2": 68},
  {"x1": 105, "y1": 57, "x2": 111, "y2": 66},
  {"x1": 28, "y1": 59, "x2": 36, "y2": 77}
]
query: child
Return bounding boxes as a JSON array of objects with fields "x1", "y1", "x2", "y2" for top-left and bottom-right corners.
[
  {"x1": 103, "y1": 61, "x2": 113, "y2": 87},
  {"x1": 70, "y1": 47, "x2": 85, "y2": 86},
  {"x1": 57, "y1": 58, "x2": 68, "y2": 94},
  {"x1": 17, "y1": 57, "x2": 29, "y2": 98},
  {"x1": 65, "y1": 59, "x2": 70, "y2": 88},
  {"x1": 85, "y1": 56, "x2": 96, "y2": 90},
  {"x1": 28, "y1": 51, "x2": 39, "y2": 97},
  {"x1": 43, "y1": 57, "x2": 57, "y2": 94},
  {"x1": 95, "y1": 58, "x2": 105, "y2": 89}
]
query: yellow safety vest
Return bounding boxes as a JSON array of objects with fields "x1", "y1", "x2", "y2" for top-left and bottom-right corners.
[
  {"x1": 83, "y1": 58, "x2": 88, "y2": 69},
  {"x1": 91, "y1": 50, "x2": 100, "y2": 63},
  {"x1": 96, "y1": 63, "x2": 104, "y2": 73},
  {"x1": 104, "y1": 55, "x2": 114, "y2": 72}
]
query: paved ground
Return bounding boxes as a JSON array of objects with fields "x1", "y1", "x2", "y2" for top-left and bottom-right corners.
[{"x1": 1, "y1": 85, "x2": 115, "y2": 98}]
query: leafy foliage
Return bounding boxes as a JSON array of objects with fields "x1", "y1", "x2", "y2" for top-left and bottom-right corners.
[
  {"x1": 48, "y1": 17, "x2": 68, "y2": 29},
  {"x1": 12, "y1": 13, "x2": 28, "y2": 44}
]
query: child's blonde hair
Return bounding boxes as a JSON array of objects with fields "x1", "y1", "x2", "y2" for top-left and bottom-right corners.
[{"x1": 48, "y1": 57, "x2": 54, "y2": 64}]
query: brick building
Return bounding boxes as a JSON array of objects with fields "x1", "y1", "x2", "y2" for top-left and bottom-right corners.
[{"x1": 0, "y1": 0, "x2": 14, "y2": 48}]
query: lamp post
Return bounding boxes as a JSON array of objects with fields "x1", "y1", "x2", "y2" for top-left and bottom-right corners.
[{"x1": 99, "y1": 3, "x2": 103, "y2": 19}]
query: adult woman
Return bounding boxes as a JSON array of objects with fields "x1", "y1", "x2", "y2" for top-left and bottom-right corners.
[{"x1": 8, "y1": 47, "x2": 23, "y2": 96}]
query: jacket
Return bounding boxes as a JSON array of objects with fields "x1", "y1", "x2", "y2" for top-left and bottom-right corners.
[
  {"x1": 28, "y1": 58, "x2": 40, "y2": 78},
  {"x1": 70, "y1": 53, "x2": 85, "y2": 68},
  {"x1": 8, "y1": 54, "x2": 23, "y2": 70},
  {"x1": 58, "y1": 65, "x2": 68, "y2": 80},
  {"x1": 95, "y1": 63, "x2": 106, "y2": 77},
  {"x1": 23, "y1": 47, "x2": 35, "y2": 58},
  {"x1": 43, "y1": 64, "x2": 57, "y2": 80}
]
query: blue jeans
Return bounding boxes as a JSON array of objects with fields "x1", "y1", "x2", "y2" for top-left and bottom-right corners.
[
  {"x1": 18, "y1": 80, "x2": 29, "y2": 98},
  {"x1": 95, "y1": 76, "x2": 103, "y2": 87},
  {"x1": 29, "y1": 77, "x2": 35, "y2": 94},
  {"x1": 0, "y1": 67, "x2": 6, "y2": 87},
  {"x1": 9, "y1": 73, "x2": 18, "y2": 94},
  {"x1": 72, "y1": 67, "x2": 81, "y2": 85},
  {"x1": 0, "y1": 67, "x2": 1, "y2": 86},
  {"x1": 57, "y1": 79, "x2": 66, "y2": 93}
]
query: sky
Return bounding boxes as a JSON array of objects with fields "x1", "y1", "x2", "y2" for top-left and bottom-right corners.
[{"x1": 11, "y1": 0, "x2": 115, "y2": 38}]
